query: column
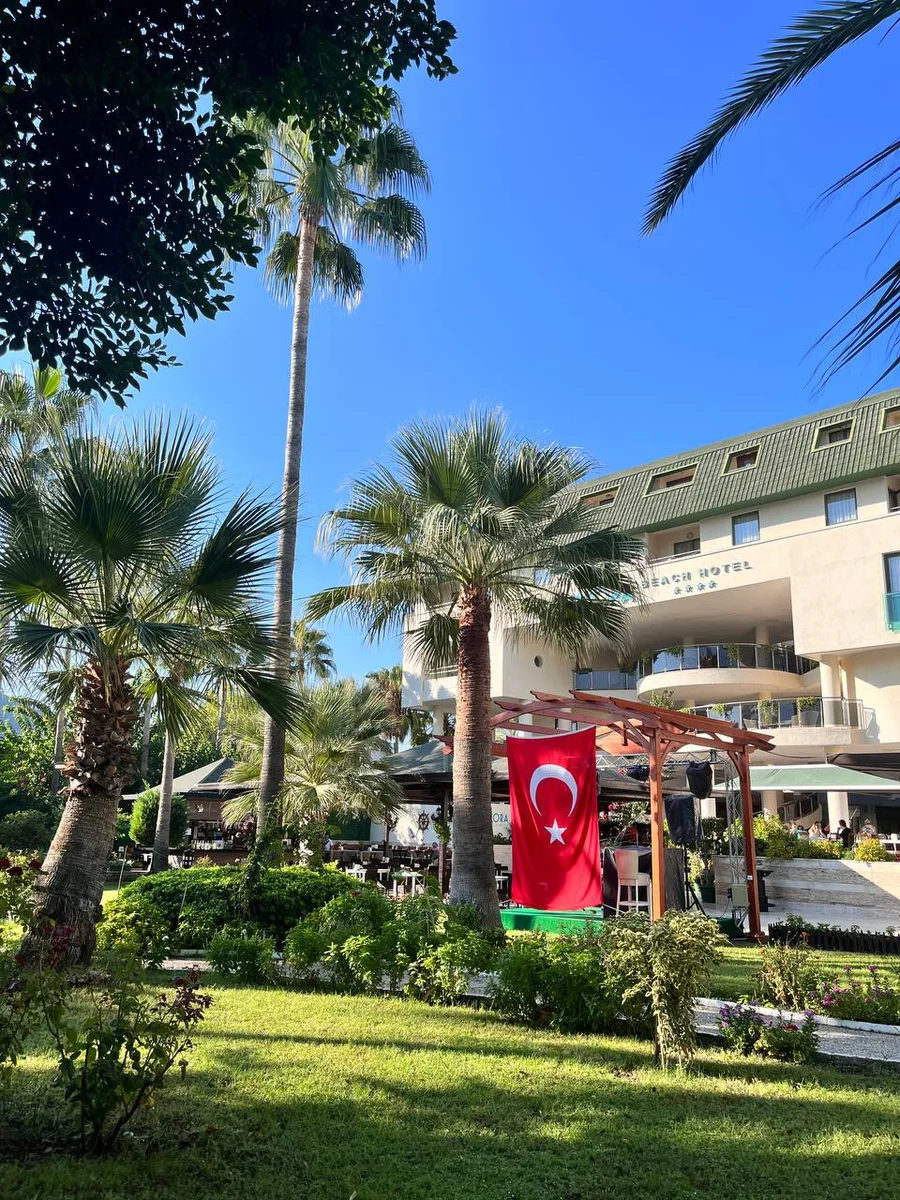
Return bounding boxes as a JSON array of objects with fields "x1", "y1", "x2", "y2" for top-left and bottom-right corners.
[
  {"x1": 819, "y1": 657, "x2": 839, "y2": 701},
  {"x1": 754, "y1": 624, "x2": 769, "y2": 646},
  {"x1": 760, "y1": 790, "x2": 780, "y2": 817},
  {"x1": 827, "y1": 791, "x2": 850, "y2": 829}
]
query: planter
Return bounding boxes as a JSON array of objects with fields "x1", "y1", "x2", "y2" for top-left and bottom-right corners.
[
  {"x1": 799, "y1": 709, "x2": 820, "y2": 727},
  {"x1": 698, "y1": 883, "x2": 716, "y2": 904}
]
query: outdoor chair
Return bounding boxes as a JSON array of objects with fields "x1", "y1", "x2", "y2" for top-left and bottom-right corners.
[{"x1": 614, "y1": 848, "x2": 650, "y2": 916}]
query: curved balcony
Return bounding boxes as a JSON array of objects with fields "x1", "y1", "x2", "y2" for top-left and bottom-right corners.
[
  {"x1": 638, "y1": 643, "x2": 816, "y2": 678},
  {"x1": 687, "y1": 697, "x2": 875, "y2": 746}
]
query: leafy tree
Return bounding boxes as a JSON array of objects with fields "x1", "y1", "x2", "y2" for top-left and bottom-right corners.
[
  {"x1": 0, "y1": 808, "x2": 54, "y2": 853},
  {"x1": 0, "y1": 415, "x2": 300, "y2": 963},
  {"x1": 0, "y1": 699, "x2": 60, "y2": 818},
  {"x1": 292, "y1": 620, "x2": 336, "y2": 684},
  {"x1": 0, "y1": 2, "x2": 455, "y2": 401},
  {"x1": 128, "y1": 788, "x2": 188, "y2": 850},
  {"x1": 243, "y1": 102, "x2": 430, "y2": 830},
  {"x1": 644, "y1": 0, "x2": 900, "y2": 384},
  {"x1": 307, "y1": 411, "x2": 645, "y2": 922},
  {"x1": 224, "y1": 680, "x2": 403, "y2": 864}
]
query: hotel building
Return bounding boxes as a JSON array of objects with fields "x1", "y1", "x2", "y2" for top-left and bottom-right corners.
[{"x1": 402, "y1": 390, "x2": 900, "y2": 832}]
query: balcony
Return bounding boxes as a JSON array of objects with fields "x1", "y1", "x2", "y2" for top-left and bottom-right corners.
[
  {"x1": 636, "y1": 643, "x2": 816, "y2": 677},
  {"x1": 887, "y1": 592, "x2": 900, "y2": 633},
  {"x1": 573, "y1": 668, "x2": 637, "y2": 691},
  {"x1": 687, "y1": 697, "x2": 874, "y2": 739}
]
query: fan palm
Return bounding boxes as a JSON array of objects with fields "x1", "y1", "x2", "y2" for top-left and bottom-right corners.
[
  {"x1": 0, "y1": 415, "x2": 299, "y2": 962},
  {"x1": 239, "y1": 101, "x2": 430, "y2": 830},
  {"x1": 365, "y1": 665, "x2": 405, "y2": 752},
  {"x1": 292, "y1": 619, "x2": 336, "y2": 684},
  {"x1": 306, "y1": 410, "x2": 646, "y2": 923},
  {"x1": 645, "y1": 0, "x2": 900, "y2": 384},
  {"x1": 223, "y1": 679, "x2": 403, "y2": 864}
]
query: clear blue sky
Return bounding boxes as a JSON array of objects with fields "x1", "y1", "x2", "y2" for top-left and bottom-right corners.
[{"x1": 115, "y1": 1, "x2": 896, "y2": 676}]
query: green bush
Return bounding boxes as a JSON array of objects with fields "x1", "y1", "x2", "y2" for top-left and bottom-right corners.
[
  {"x1": 128, "y1": 788, "x2": 188, "y2": 848},
  {"x1": 489, "y1": 934, "x2": 550, "y2": 1025},
  {"x1": 755, "y1": 940, "x2": 821, "y2": 1011},
  {"x1": 95, "y1": 893, "x2": 173, "y2": 967},
  {"x1": 407, "y1": 929, "x2": 504, "y2": 1006},
  {"x1": 854, "y1": 837, "x2": 890, "y2": 862},
  {"x1": 0, "y1": 808, "x2": 53, "y2": 852},
  {"x1": 792, "y1": 839, "x2": 843, "y2": 859},
  {"x1": 718, "y1": 1004, "x2": 818, "y2": 1062},
  {"x1": 100, "y1": 866, "x2": 355, "y2": 953},
  {"x1": 753, "y1": 813, "x2": 795, "y2": 860},
  {"x1": 208, "y1": 931, "x2": 277, "y2": 983},
  {"x1": 819, "y1": 967, "x2": 900, "y2": 1023}
]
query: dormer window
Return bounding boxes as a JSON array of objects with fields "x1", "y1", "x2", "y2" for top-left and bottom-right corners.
[
  {"x1": 583, "y1": 487, "x2": 617, "y2": 508},
  {"x1": 882, "y1": 405, "x2": 900, "y2": 432},
  {"x1": 648, "y1": 465, "x2": 696, "y2": 493},
  {"x1": 815, "y1": 420, "x2": 852, "y2": 449},
  {"x1": 724, "y1": 446, "x2": 759, "y2": 473}
]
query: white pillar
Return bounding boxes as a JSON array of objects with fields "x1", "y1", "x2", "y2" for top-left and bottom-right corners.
[
  {"x1": 761, "y1": 790, "x2": 780, "y2": 817},
  {"x1": 755, "y1": 624, "x2": 769, "y2": 646},
  {"x1": 827, "y1": 791, "x2": 850, "y2": 828},
  {"x1": 819, "y1": 657, "x2": 839, "y2": 701}
]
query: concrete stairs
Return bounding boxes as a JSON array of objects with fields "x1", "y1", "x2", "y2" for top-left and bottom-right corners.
[{"x1": 713, "y1": 855, "x2": 900, "y2": 923}]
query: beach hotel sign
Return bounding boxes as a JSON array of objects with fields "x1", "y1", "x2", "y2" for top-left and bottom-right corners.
[{"x1": 648, "y1": 557, "x2": 754, "y2": 599}]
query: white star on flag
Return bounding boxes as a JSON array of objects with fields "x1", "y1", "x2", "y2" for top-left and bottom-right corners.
[{"x1": 544, "y1": 819, "x2": 566, "y2": 845}]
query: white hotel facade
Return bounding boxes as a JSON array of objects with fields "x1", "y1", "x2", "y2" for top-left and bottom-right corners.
[{"x1": 402, "y1": 390, "x2": 900, "y2": 832}]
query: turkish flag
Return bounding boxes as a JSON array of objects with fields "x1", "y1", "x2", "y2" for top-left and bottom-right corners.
[{"x1": 508, "y1": 727, "x2": 603, "y2": 911}]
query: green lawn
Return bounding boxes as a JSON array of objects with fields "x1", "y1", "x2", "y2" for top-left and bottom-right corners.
[{"x1": 3, "y1": 982, "x2": 900, "y2": 1200}]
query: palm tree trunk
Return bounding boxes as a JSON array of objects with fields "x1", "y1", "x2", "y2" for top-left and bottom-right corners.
[
  {"x1": 150, "y1": 731, "x2": 177, "y2": 873},
  {"x1": 448, "y1": 585, "x2": 500, "y2": 925},
  {"x1": 21, "y1": 657, "x2": 137, "y2": 965},
  {"x1": 215, "y1": 678, "x2": 227, "y2": 754},
  {"x1": 49, "y1": 704, "x2": 66, "y2": 797},
  {"x1": 139, "y1": 695, "x2": 153, "y2": 782},
  {"x1": 257, "y1": 214, "x2": 319, "y2": 833}
]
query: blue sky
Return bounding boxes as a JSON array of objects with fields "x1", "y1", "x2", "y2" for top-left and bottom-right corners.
[{"x1": 115, "y1": 1, "x2": 897, "y2": 676}]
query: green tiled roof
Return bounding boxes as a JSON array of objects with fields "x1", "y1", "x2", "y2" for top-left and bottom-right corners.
[{"x1": 581, "y1": 389, "x2": 900, "y2": 533}]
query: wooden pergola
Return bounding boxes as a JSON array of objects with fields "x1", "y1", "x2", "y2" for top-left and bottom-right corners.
[{"x1": 480, "y1": 690, "x2": 774, "y2": 938}]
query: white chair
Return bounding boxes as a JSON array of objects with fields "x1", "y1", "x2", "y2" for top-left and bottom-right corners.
[{"x1": 614, "y1": 849, "x2": 651, "y2": 915}]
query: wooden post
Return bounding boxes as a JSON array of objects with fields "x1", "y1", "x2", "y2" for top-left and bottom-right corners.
[
  {"x1": 648, "y1": 729, "x2": 666, "y2": 920},
  {"x1": 735, "y1": 750, "x2": 762, "y2": 940}
]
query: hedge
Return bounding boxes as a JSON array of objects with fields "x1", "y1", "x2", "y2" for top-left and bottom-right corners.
[{"x1": 100, "y1": 865, "x2": 356, "y2": 951}]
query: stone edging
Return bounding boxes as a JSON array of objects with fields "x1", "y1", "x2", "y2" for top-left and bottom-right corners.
[{"x1": 696, "y1": 996, "x2": 900, "y2": 1036}]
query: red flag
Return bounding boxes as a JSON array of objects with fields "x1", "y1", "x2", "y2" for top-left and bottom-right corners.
[{"x1": 508, "y1": 727, "x2": 603, "y2": 911}]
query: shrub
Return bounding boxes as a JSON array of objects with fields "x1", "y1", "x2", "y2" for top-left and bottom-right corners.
[
  {"x1": 101, "y1": 865, "x2": 355, "y2": 953},
  {"x1": 95, "y1": 893, "x2": 174, "y2": 968},
  {"x1": 718, "y1": 1002, "x2": 766, "y2": 1055},
  {"x1": 128, "y1": 787, "x2": 188, "y2": 848},
  {"x1": 818, "y1": 965, "x2": 900, "y2": 1024},
  {"x1": 605, "y1": 911, "x2": 727, "y2": 1070},
  {"x1": 854, "y1": 837, "x2": 890, "y2": 862},
  {"x1": 208, "y1": 931, "x2": 277, "y2": 983},
  {"x1": 329, "y1": 930, "x2": 406, "y2": 995},
  {"x1": 718, "y1": 1003, "x2": 818, "y2": 1062},
  {"x1": 407, "y1": 930, "x2": 503, "y2": 1006},
  {"x1": 284, "y1": 923, "x2": 329, "y2": 982},
  {"x1": 755, "y1": 940, "x2": 821, "y2": 1012},
  {"x1": 753, "y1": 813, "x2": 795, "y2": 859},
  {"x1": 791, "y1": 839, "x2": 843, "y2": 859},
  {"x1": 490, "y1": 934, "x2": 551, "y2": 1025},
  {"x1": 0, "y1": 808, "x2": 53, "y2": 852}
]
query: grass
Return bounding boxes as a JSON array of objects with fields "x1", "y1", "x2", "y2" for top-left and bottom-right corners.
[
  {"x1": 2, "y1": 982, "x2": 900, "y2": 1200},
  {"x1": 711, "y1": 945, "x2": 888, "y2": 1001}
]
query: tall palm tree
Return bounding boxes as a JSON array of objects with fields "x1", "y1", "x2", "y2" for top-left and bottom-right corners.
[
  {"x1": 0, "y1": 415, "x2": 299, "y2": 963},
  {"x1": 307, "y1": 411, "x2": 646, "y2": 923},
  {"x1": 645, "y1": 0, "x2": 900, "y2": 384},
  {"x1": 366, "y1": 665, "x2": 405, "y2": 752},
  {"x1": 223, "y1": 679, "x2": 402, "y2": 864},
  {"x1": 240, "y1": 102, "x2": 430, "y2": 831},
  {"x1": 292, "y1": 619, "x2": 336, "y2": 684}
]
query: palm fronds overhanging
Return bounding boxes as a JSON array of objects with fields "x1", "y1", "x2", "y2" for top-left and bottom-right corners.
[{"x1": 645, "y1": 1, "x2": 900, "y2": 385}]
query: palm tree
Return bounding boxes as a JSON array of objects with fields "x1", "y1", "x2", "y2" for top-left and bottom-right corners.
[
  {"x1": 0, "y1": 415, "x2": 299, "y2": 963},
  {"x1": 223, "y1": 679, "x2": 402, "y2": 865},
  {"x1": 240, "y1": 102, "x2": 430, "y2": 831},
  {"x1": 306, "y1": 411, "x2": 646, "y2": 923},
  {"x1": 644, "y1": 0, "x2": 900, "y2": 384},
  {"x1": 366, "y1": 665, "x2": 405, "y2": 752},
  {"x1": 292, "y1": 619, "x2": 336, "y2": 684}
]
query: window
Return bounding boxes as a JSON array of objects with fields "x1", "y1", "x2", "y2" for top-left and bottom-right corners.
[
  {"x1": 648, "y1": 465, "x2": 697, "y2": 492},
  {"x1": 885, "y1": 553, "x2": 900, "y2": 632},
  {"x1": 673, "y1": 536, "x2": 700, "y2": 556},
  {"x1": 724, "y1": 447, "x2": 759, "y2": 473},
  {"x1": 883, "y1": 406, "x2": 900, "y2": 431},
  {"x1": 583, "y1": 487, "x2": 617, "y2": 508},
  {"x1": 732, "y1": 511, "x2": 760, "y2": 545},
  {"x1": 815, "y1": 421, "x2": 852, "y2": 449},
  {"x1": 824, "y1": 488, "x2": 857, "y2": 526}
]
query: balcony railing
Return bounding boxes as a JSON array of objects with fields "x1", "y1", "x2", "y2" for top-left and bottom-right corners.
[
  {"x1": 431, "y1": 665, "x2": 458, "y2": 679},
  {"x1": 887, "y1": 592, "x2": 900, "y2": 633},
  {"x1": 688, "y1": 697, "x2": 871, "y2": 731},
  {"x1": 574, "y1": 643, "x2": 817, "y2": 692}
]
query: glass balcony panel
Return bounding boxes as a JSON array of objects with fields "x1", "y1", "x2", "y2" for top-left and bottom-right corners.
[
  {"x1": 697, "y1": 645, "x2": 719, "y2": 669},
  {"x1": 737, "y1": 645, "x2": 756, "y2": 669},
  {"x1": 681, "y1": 645, "x2": 699, "y2": 670},
  {"x1": 756, "y1": 646, "x2": 774, "y2": 670},
  {"x1": 886, "y1": 592, "x2": 900, "y2": 632},
  {"x1": 574, "y1": 671, "x2": 592, "y2": 690}
]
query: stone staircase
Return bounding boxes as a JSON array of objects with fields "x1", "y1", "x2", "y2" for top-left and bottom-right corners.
[{"x1": 713, "y1": 855, "x2": 900, "y2": 922}]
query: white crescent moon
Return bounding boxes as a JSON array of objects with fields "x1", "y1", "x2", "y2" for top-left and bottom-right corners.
[{"x1": 529, "y1": 764, "x2": 579, "y2": 818}]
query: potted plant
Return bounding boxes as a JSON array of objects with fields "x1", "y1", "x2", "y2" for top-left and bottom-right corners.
[
  {"x1": 710, "y1": 702, "x2": 728, "y2": 718},
  {"x1": 759, "y1": 699, "x2": 778, "y2": 727},
  {"x1": 797, "y1": 695, "x2": 821, "y2": 727},
  {"x1": 725, "y1": 642, "x2": 741, "y2": 667}
]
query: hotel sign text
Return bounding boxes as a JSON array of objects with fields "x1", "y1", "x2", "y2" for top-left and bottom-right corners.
[{"x1": 649, "y1": 559, "x2": 753, "y2": 597}]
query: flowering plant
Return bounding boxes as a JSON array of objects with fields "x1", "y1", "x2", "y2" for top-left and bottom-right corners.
[
  {"x1": 818, "y1": 964, "x2": 900, "y2": 1025},
  {"x1": 718, "y1": 1002, "x2": 818, "y2": 1062}
]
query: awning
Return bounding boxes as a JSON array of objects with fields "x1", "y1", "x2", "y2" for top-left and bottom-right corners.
[{"x1": 714, "y1": 763, "x2": 900, "y2": 794}]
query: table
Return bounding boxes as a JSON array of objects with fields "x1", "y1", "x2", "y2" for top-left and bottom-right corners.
[
  {"x1": 393, "y1": 869, "x2": 423, "y2": 897},
  {"x1": 345, "y1": 864, "x2": 367, "y2": 881}
]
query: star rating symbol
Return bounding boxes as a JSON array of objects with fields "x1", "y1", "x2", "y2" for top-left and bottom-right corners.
[{"x1": 545, "y1": 819, "x2": 567, "y2": 845}]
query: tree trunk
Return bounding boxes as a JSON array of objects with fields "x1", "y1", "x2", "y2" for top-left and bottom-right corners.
[
  {"x1": 257, "y1": 214, "x2": 319, "y2": 833},
  {"x1": 215, "y1": 678, "x2": 227, "y2": 754},
  {"x1": 21, "y1": 657, "x2": 137, "y2": 965},
  {"x1": 150, "y1": 731, "x2": 177, "y2": 873},
  {"x1": 448, "y1": 586, "x2": 500, "y2": 925},
  {"x1": 49, "y1": 703, "x2": 66, "y2": 797},
  {"x1": 139, "y1": 695, "x2": 153, "y2": 782}
]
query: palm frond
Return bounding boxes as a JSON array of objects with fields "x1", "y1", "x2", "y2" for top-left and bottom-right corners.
[
  {"x1": 351, "y1": 195, "x2": 427, "y2": 262},
  {"x1": 644, "y1": 1, "x2": 900, "y2": 233},
  {"x1": 264, "y1": 230, "x2": 302, "y2": 305},
  {"x1": 314, "y1": 227, "x2": 364, "y2": 307}
]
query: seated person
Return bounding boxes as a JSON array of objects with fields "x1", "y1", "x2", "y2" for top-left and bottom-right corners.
[
  {"x1": 860, "y1": 819, "x2": 878, "y2": 839},
  {"x1": 836, "y1": 819, "x2": 853, "y2": 849},
  {"x1": 807, "y1": 822, "x2": 825, "y2": 842}
]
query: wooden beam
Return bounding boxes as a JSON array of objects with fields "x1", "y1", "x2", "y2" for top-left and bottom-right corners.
[
  {"x1": 728, "y1": 747, "x2": 762, "y2": 940},
  {"x1": 648, "y1": 728, "x2": 666, "y2": 920}
]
